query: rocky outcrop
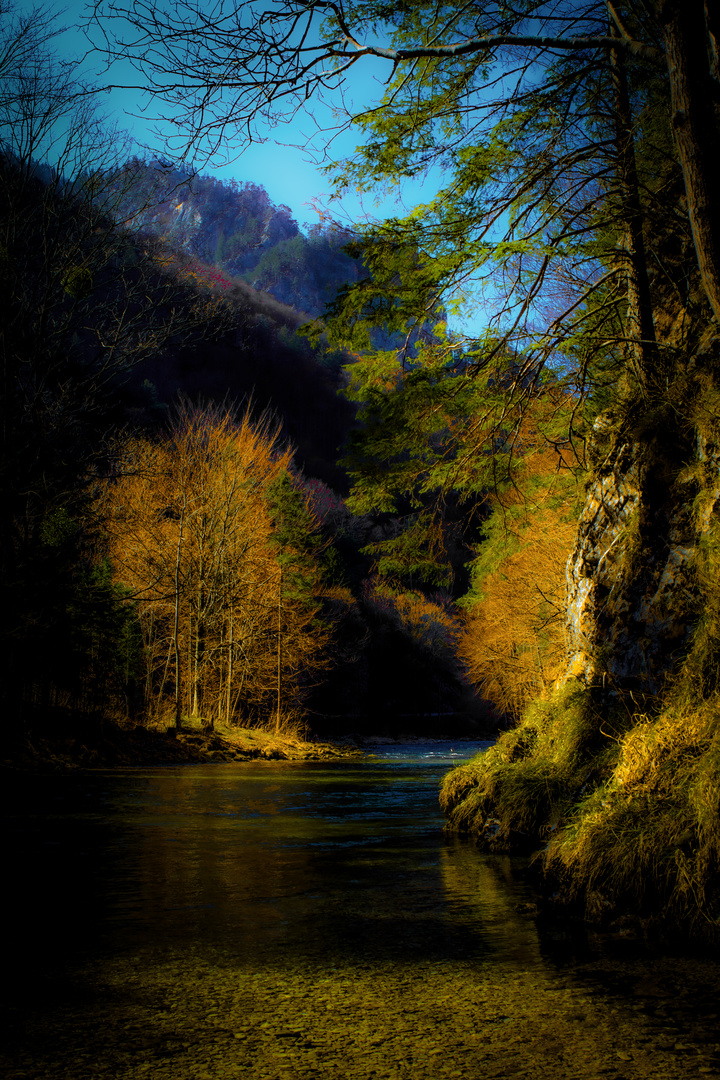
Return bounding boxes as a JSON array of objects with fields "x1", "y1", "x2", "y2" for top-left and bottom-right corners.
[
  {"x1": 562, "y1": 412, "x2": 720, "y2": 696},
  {"x1": 110, "y1": 161, "x2": 360, "y2": 317}
]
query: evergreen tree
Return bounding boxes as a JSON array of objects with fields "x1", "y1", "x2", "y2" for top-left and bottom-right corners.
[{"x1": 267, "y1": 470, "x2": 325, "y2": 604}]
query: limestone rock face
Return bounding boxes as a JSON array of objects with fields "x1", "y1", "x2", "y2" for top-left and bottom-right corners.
[{"x1": 562, "y1": 426, "x2": 719, "y2": 694}]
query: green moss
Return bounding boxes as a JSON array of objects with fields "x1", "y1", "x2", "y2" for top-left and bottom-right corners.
[
  {"x1": 440, "y1": 684, "x2": 609, "y2": 846},
  {"x1": 448, "y1": 692, "x2": 720, "y2": 933},
  {"x1": 440, "y1": 682, "x2": 718, "y2": 932}
]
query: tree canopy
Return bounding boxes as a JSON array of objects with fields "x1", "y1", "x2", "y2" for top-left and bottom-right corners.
[
  {"x1": 91, "y1": 2, "x2": 719, "y2": 498},
  {"x1": 91, "y1": 0, "x2": 719, "y2": 326}
]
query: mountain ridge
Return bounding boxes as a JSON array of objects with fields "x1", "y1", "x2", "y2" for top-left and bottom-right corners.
[{"x1": 108, "y1": 158, "x2": 364, "y2": 319}]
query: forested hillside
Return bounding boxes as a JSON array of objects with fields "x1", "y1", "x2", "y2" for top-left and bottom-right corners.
[{"x1": 107, "y1": 158, "x2": 365, "y2": 317}]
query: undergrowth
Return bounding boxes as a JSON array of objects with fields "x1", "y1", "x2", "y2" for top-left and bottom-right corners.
[
  {"x1": 440, "y1": 683, "x2": 612, "y2": 847},
  {"x1": 544, "y1": 697, "x2": 720, "y2": 933},
  {"x1": 441, "y1": 688, "x2": 720, "y2": 934}
]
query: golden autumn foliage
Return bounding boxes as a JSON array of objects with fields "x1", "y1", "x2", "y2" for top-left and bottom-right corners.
[
  {"x1": 362, "y1": 578, "x2": 461, "y2": 657},
  {"x1": 98, "y1": 402, "x2": 329, "y2": 729},
  {"x1": 459, "y1": 446, "x2": 581, "y2": 720}
]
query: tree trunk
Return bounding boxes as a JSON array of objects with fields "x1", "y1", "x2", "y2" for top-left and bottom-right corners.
[
  {"x1": 560, "y1": 4, "x2": 720, "y2": 699},
  {"x1": 173, "y1": 498, "x2": 185, "y2": 731},
  {"x1": 226, "y1": 614, "x2": 233, "y2": 725},
  {"x1": 563, "y1": 411, "x2": 714, "y2": 699},
  {"x1": 276, "y1": 567, "x2": 282, "y2": 733},
  {"x1": 609, "y1": 21, "x2": 658, "y2": 391},
  {"x1": 656, "y1": 0, "x2": 720, "y2": 323}
]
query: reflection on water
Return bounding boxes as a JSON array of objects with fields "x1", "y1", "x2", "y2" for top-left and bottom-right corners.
[{"x1": 3, "y1": 742, "x2": 720, "y2": 1080}]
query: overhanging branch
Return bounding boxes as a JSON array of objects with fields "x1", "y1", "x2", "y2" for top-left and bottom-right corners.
[{"x1": 333, "y1": 32, "x2": 662, "y2": 65}]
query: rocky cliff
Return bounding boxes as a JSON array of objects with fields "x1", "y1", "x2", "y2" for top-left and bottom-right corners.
[
  {"x1": 440, "y1": 359, "x2": 720, "y2": 938},
  {"x1": 562, "y1": 362, "x2": 720, "y2": 700},
  {"x1": 563, "y1": 432, "x2": 697, "y2": 695},
  {"x1": 110, "y1": 159, "x2": 362, "y2": 317}
]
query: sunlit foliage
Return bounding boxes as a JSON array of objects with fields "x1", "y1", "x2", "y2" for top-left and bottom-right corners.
[
  {"x1": 99, "y1": 402, "x2": 329, "y2": 729},
  {"x1": 460, "y1": 445, "x2": 581, "y2": 720}
]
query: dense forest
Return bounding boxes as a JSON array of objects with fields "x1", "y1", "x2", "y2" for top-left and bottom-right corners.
[
  {"x1": 4, "y1": 0, "x2": 720, "y2": 937},
  {"x1": 0, "y1": 0, "x2": 479, "y2": 744},
  {"x1": 0, "y1": 148, "x2": 478, "y2": 741}
]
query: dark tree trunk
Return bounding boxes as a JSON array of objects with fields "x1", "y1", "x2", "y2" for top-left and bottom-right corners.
[
  {"x1": 609, "y1": 21, "x2": 658, "y2": 392},
  {"x1": 173, "y1": 499, "x2": 185, "y2": 731},
  {"x1": 656, "y1": 0, "x2": 720, "y2": 323},
  {"x1": 562, "y1": 3, "x2": 720, "y2": 700}
]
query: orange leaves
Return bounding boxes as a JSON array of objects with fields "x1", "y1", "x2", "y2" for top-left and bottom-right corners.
[
  {"x1": 363, "y1": 577, "x2": 461, "y2": 655},
  {"x1": 461, "y1": 455, "x2": 579, "y2": 720},
  {"x1": 98, "y1": 402, "x2": 327, "y2": 726}
]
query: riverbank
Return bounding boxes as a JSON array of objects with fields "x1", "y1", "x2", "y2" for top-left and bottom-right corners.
[
  {"x1": 439, "y1": 684, "x2": 720, "y2": 943},
  {"x1": 1, "y1": 715, "x2": 363, "y2": 772}
]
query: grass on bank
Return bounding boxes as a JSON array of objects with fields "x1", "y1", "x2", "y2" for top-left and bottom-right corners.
[
  {"x1": 440, "y1": 684, "x2": 720, "y2": 936},
  {"x1": 2, "y1": 706, "x2": 355, "y2": 772}
]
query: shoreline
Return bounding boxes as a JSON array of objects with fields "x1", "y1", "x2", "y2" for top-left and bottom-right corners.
[
  {"x1": 2, "y1": 718, "x2": 499, "y2": 774},
  {"x1": 1, "y1": 717, "x2": 365, "y2": 773}
]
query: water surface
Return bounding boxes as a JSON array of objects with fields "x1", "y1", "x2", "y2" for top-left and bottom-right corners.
[{"x1": 3, "y1": 742, "x2": 720, "y2": 1079}]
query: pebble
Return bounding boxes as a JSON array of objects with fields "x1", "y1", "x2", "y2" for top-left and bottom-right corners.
[{"x1": 5, "y1": 948, "x2": 720, "y2": 1080}]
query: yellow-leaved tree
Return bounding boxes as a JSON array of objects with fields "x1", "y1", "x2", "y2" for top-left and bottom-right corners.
[
  {"x1": 460, "y1": 446, "x2": 581, "y2": 721},
  {"x1": 99, "y1": 401, "x2": 328, "y2": 730}
]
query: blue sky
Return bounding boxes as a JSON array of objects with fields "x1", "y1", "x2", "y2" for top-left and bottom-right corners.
[
  {"x1": 12, "y1": 0, "x2": 487, "y2": 335},
  {"x1": 22, "y1": 1, "x2": 437, "y2": 229}
]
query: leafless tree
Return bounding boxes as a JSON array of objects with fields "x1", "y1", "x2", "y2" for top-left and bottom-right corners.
[{"x1": 85, "y1": 1, "x2": 720, "y2": 331}]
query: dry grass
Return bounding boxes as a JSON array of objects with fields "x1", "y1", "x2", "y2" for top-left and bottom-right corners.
[
  {"x1": 440, "y1": 683, "x2": 597, "y2": 845},
  {"x1": 254, "y1": 708, "x2": 311, "y2": 743},
  {"x1": 543, "y1": 699, "x2": 720, "y2": 930},
  {"x1": 442, "y1": 686, "x2": 720, "y2": 933}
]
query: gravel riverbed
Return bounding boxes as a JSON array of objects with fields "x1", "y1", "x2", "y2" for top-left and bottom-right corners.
[{"x1": 4, "y1": 943, "x2": 720, "y2": 1080}]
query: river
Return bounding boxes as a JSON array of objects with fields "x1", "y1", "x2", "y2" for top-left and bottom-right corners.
[{"x1": 3, "y1": 741, "x2": 720, "y2": 1079}]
